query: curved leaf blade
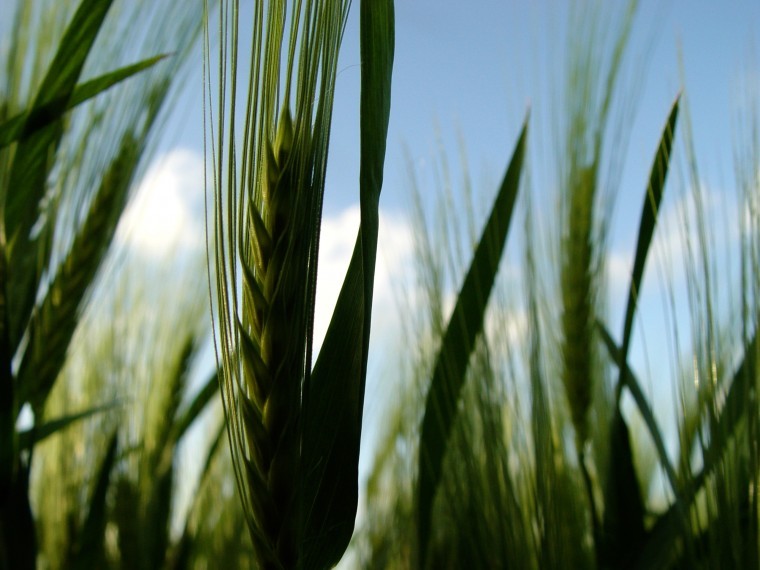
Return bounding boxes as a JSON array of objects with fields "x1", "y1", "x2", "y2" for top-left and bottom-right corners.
[
  {"x1": 0, "y1": 54, "x2": 169, "y2": 148},
  {"x1": 300, "y1": 2, "x2": 395, "y2": 569},
  {"x1": 616, "y1": 95, "x2": 679, "y2": 394},
  {"x1": 17, "y1": 401, "x2": 120, "y2": 451},
  {"x1": 416, "y1": 118, "x2": 528, "y2": 567}
]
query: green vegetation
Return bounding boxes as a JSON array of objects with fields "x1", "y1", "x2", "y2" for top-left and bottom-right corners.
[
  {"x1": 2, "y1": 0, "x2": 758, "y2": 569},
  {"x1": 357, "y1": 5, "x2": 759, "y2": 570}
]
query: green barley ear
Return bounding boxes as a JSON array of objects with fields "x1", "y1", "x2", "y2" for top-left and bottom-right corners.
[
  {"x1": 557, "y1": 0, "x2": 638, "y2": 450},
  {"x1": 206, "y1": 1, "x2": 394, "y2": 568},
  {"x1": 560, "y1": 164, "x2": 597, "y2": 446}
]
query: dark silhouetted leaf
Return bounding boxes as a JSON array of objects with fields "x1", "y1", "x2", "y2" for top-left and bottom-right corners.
[
  {"x1": 17, "y1": 401, "x2": 120, "y2": 451},
  {"x1": 300, "y1": 2, "x2": 394, "y2": 568},
  {"x1": 417, "y1": 118, "x2": 527, "y2": 568}
]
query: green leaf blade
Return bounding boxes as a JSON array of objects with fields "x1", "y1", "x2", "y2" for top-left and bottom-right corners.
[
  {"x1": 416, "y1": 118, "x2": 528, "y2": 568},
  {"x1": 299, "y1": 2, "x2": 395, "y2": 569},
  {"x1": 617, "y1": 95, "x2": 680, "y2": 387},
  {"x1": 0, "y1": 54, "x2": 169, "y2": 148},
  {"x1": 5, "y1": 0, "x2": 115, "y2": 351},
  {"x1": 17, "y1": 401, "x2": 120, "y2": 451}
]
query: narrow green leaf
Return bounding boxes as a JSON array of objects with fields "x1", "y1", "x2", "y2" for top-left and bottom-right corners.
[
  {"x1": 17, "y1": 401, "x2": 120, "y2": 451},
  {"x1": 171, "y1": 371, "x2": 219, "y2": 442},
  {"x1": 300, "y1": 2, "x2": 394, "y2": 568},
  {"x1": 0, "y1": 54, "x2": 168, "y2": 148},
  {"x1": 616, "y1": 95, "x2": 679, "y2": 396},
  {"x1": 417, "y1": 118, "x2": 528, "y2": 568},
  {"x1": 69, "y1": 432, "x2": 118, "y2": 570},
  {"x1": 599, "y1": 98, "x2": 681, "y2": 568},
  {"x1": 5, "y1": 0, "x2": 115, "y2": 350}
]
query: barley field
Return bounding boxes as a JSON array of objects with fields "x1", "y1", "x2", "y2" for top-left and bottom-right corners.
[{"x1": 1, "y1": 1, "x2": 758, "y2": 569}]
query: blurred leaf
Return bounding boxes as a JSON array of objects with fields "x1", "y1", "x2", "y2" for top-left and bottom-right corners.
[
  {"x1": 5, "y1": 0, "x2": 115, "y2": 349},
  {"x1": 616, "y1": 95, "x2": 680, "y2": 393},
  {"x1": 635, "y1": 330, "x2": 759, "y2": 569},
  {"x1": 17, "y1": 401, "x2": 120, "y2": 451},
  {"x1": 171, "y1": 421, "x2": 226, "y2": 570},
  {"x1": 17, "y1": 136, "x2": 140, "y2": 412},
  {"x1": 300, "y1": 1, "x2": 394, "y2": 568},
  {"x1": 0, "y1": 54, "x2": 168, "y2": 148},
  {"x1": 416, "y1": 118, "x2": 527, "y2": 568},
  {"x1": 69, "y1": 431, "x2": 118, "y2": 570},
  {"x1": 172, "y1": 371, "x2": 219, "y2": 442}
]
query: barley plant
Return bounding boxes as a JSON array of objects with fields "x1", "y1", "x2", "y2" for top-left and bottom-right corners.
[
  {"x1": 357, "y1": 2, "x2": 759, "y2": 569},
  {"x1": 4, "y1": 0, "x2": 759, "y2": 568},
  {"x1": 204, "y1": 0, "x2": 394, "y2": 568}
]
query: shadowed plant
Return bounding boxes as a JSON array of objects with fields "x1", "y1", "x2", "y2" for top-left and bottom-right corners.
[{"x1": 0, "y1": 0, "x2": 211, "y2": 566}]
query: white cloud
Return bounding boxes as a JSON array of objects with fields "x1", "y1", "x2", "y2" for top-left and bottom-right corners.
[
  {"x1": 312, "y1": 206, "x2": 416, "y2": 356},
  {"x1": 118, "y1": 149, "x2": 205, "y2": 257}
]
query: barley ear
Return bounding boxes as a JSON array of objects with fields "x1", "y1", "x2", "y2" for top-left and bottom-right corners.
[{"x1": 206, "y1": 1, "x2": 393, "y2": 568}]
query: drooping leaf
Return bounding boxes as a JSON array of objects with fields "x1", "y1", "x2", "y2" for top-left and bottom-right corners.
[
  {"x1": 416, "y1": 118, "x2": 527, "y2": 568},
  {"x1": 300, "y1": 1, "x2": 395, "y2": 568},
  {"x1": 0, "y1": 54, "x2": 169, "y2": 148},
  {"x1": 17, "y1": 401, "x2": 120, "y2": 451},
  {"x1": 5, "y1": 0, "x2": 115, "y2": 350},
  {"x1": 598, "y1": 322, "x2": 678, "y2": 492}
]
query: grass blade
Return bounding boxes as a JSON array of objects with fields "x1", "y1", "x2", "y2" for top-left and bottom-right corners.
[
  {"x1": 171, "y1": 371, "x2": 219, "y2": 442},
  {"x1": 616, "y1": 95, "x2": 680, "y2": 398},
  {"x1": 301, "y1": 2, "x2": 395, "y2": 568},
  {"x1": 598, "y1": 97, "x2": 680, "y2": 566},
  {"x1": 5, "y1": 0, "x2": 114, "y2": 348},
  {"x1": 17, "y1": 401, "x2": 120, "y2": 451},
  {"x1": 600, "y1": 409, "x2": 646, "y2": 567},
  {"x1": 416, "y1": 118, "x2": 527, "y2": 568},
  {"x1": 0, "y1": 54, "x2": 169, "y2": 148},
  {"x1": 598, "y1": 322, "x2": 679, "y2": 493}
]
